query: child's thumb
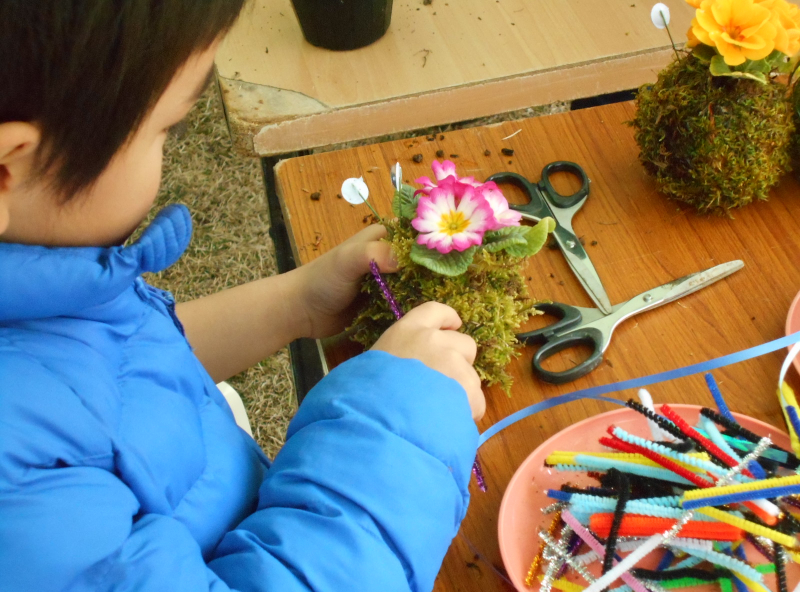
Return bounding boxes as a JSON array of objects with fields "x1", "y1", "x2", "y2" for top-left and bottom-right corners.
[{"x1": 364, "y1": 241, "x2": 399, "y2": 273}]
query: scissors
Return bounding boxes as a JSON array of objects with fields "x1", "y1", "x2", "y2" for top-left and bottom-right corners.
[
  {"x1": 487, "y1": 162, "x2": 613, "y2": 315},
  {"x1": 517, "y1": 260, "x2": 744, "y2": 384}
]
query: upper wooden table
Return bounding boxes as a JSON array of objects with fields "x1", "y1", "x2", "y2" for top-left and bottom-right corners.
[
  {"x1": 216, "y1": 0, "x2": 695, "y2": 156},
  {"x1": 274, "y1": 101, "x2": 800, "y2": 591}
]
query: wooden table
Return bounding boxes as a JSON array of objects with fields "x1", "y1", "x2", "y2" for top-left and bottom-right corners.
[
  {"x1": 274, "y1": 101, "x2": 800, "y2": 591},
  {"x1": 217, "y1": 0, "x2": 695, "y2": 156}
]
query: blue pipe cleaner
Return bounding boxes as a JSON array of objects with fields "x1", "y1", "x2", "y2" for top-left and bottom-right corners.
[
  {"x1": 705, "y1": 373, "x2": 735, "y2": 422},
  {"x1": 729, "y1": 545, "x2": 750, "y2": 592},
  {"x1": 656, "y1": 550, "x2": 675, "y2": 572},
  {"x1": 786, "y1": 405, "x2": 800, "y2": 445}
]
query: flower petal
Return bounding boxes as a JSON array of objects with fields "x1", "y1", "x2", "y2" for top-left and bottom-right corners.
[{"x1": 432, "y1": 160, "x2": 457, "y2": 182}]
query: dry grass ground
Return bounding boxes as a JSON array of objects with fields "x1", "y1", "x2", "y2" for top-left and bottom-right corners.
[{"x1": 144, "y1": 88, "x2": 295, "y2": 459}]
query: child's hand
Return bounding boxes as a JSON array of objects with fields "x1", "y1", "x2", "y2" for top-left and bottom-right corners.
[
  {"x1": 371, "y1": 302, "x2": 485, "y2": 421},
  {"x1": 293, "y1": 224, "x2": 399, "y2": 339}
]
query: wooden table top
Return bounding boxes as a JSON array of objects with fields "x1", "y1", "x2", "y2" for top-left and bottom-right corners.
[
  {"x1": 217, "y1": 0, "x2": 694, "y2": 156},
  {"x1": 274, "y1": 101, "x2": 800, "y2": 591}
]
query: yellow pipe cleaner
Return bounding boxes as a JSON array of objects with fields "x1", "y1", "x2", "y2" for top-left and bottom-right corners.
[
  {"x1": 735, "y1": 572, "x2": 771, "y2": 592},
  {"x1": 779, "y1": 382, "x2": 800, "y2": 458},
  {"x1": 537, "y1": 575, "x2": 585, "y2": 592},
  {"x1": 546, "y1": 452, "x2": 708, "y2": 473},
  {"x1": 695, "y1": 507, "x2": 798, "y2": 548},
  {"x1": 682, "y1": 475, "x2": 800, "y2": 500}
]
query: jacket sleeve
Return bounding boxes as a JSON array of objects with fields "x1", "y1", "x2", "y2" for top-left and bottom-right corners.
[
  {"x1": 208, "y1": 351, "x2": 479, "y2": 592},
  {"x1": 0, "y1": 349, "x2": 477, "y2": 592}
]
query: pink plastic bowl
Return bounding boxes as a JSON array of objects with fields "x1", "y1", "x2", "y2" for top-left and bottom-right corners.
[{"x1": 497, "y1": 405, "x2": 793, "y2": 591}]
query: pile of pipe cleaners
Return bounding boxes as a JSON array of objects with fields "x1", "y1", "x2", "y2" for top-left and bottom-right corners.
[{"x1": 528, "y1": 377, "x2": 800, "y2": 592}]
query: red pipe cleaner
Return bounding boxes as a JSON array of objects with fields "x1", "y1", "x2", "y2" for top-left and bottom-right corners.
[{"x1": 660, "y1": 404, "x2": 755, "y2": 479}]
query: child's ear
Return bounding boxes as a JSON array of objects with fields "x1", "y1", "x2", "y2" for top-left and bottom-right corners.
[{"x1": 0, "y1": 122, "x2": 41, "y2": 234}]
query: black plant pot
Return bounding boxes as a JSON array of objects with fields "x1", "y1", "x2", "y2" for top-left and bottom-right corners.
[{"x1": 290, "y1": 0, "x2": 393, "y2": 51}]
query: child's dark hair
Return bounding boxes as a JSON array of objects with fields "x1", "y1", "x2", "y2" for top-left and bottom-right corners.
[{"x1": 0, "y1": 0, "x2": 245, "y2": 200}]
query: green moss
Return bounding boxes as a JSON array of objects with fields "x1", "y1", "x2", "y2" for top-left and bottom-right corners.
[
  {"x1": 631, "y1": 54, "x2": 793, "y2": 214},
  {"x1": 349, "y1": 218, "x2": 539, "y2": 394}
]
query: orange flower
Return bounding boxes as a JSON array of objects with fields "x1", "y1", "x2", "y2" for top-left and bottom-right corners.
[
  {"x1": 686, "y1": 0, "x2": 703, "y2": 7},
  {"x1": 686, "y1": 26, "x2": 702, "y2": 46},
  {"x1": 758, "y1": 0, "x2": 800, "y2": 55},
  {"x1": 692, "y1": 0, "x2": 778, "y2": 65}
]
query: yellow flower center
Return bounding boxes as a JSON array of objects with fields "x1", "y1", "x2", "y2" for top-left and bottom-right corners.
[
  {"x1": 438, "y1": 211, "x2": 469, "y2": 236},
  {"x1": 725, "y1": 24, "x2": 742, "y2": 39}
]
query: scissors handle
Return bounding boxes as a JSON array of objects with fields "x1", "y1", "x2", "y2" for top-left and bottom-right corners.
[
  {"x1": 516, "y1": 302, "x2": 584, "y2": 345},
  {"x1": 485, "y1": 171, "x2": 552, "y2": 221},
  {"x1": 531, "y1": 326, "x2": 605, "y2": 384},
  {"x1": 540, "y1": 161, "x2": 590, "y2": 209}
]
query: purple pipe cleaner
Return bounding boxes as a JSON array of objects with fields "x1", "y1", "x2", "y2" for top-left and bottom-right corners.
[
  {"x1": 472, "y1": 459, "x2": 487, "y2": 492},
  {"x1": 369, "y1": 260, "x2": 403, "y2": 320},
  {"x1": 556, "y1": 533, "x2": 582, "y2": 578}
]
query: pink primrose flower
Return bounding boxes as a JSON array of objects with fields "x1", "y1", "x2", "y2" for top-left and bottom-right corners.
[
  {"x1": 415, "y1": 160, "x2": 482, "y2": 195},
  {"x1": 476, "y1": 181, "x2": 522, "y2": 230},
  {"x1": 411, "y1": 184, "x2": 496, "y2": 253}
]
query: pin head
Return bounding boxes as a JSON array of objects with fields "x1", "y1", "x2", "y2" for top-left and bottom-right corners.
[
  {"x1": 341, "y1": 177, "x2": 370, "y2": 205},
  {"x1": 651, "y1": 3, "x2": 670, "y2": 29}
]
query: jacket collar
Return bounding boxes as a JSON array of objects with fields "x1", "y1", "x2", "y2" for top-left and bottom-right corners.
[{"x1": 0, "y1": 205, "x2": 192, "y2": 321}]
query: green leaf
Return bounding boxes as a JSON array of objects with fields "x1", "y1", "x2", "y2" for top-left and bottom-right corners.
[
  {"x1": 409, "y1": 243, "x2": 476, "y2": 276},
  {"x1": 691, "y1": 44, "x2": 717, "y2": 64},
  {"x1": 481, "y1": 226, "x2": 529, "y2": 253},
  {"x1": 763, "y1": 49, "x2": 787, "y2": 68},
  {"x1": 709, "y1": 55, "x2": 733, "y2": 76},
  {"x1": 504, "y1": 217, "x2": 556, "y2": 258},
  {"x1": 392, "y1": 184, "x2": 419, "y2": 219},
  {"x1": 710, "y1": 55, "x2": 768, "y2": 83},
  {"x1": 743, "y1": 58, "x2": 772, "y2": 74}
]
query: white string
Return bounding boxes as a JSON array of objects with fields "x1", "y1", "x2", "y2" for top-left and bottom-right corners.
[
  {"x1": 779, "y1": 341, "x2": 800, "y2": 396},
  {"x1": 638, "y1": 389, "x2": 672, "y2": 441}
]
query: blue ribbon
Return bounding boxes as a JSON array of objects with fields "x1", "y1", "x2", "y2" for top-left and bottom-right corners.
[{"x1": 478, "y1": 331, "x2": 800, "y2": 448}]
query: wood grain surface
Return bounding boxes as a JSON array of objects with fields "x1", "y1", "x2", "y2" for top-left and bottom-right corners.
[
  {"x1": 216, "y1": 0, "x2": 694, "y2": 155},
  {"x1": 275, "y1": 101, "x2": 800, "y2": 591}
]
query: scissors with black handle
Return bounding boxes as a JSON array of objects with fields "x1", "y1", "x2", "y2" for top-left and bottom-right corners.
[
  {"x1": 517, "y1": 260, "x2": 744, "y2": 384},
  {"x1": 487, "y1": 162, "x2": 613, "y2": 315}
]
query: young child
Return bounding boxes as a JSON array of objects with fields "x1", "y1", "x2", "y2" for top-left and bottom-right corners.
[{"x1": 0, "y1": 2, "x2": 485, "y2": 591}]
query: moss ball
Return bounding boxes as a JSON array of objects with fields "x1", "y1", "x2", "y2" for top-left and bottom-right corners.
[
  {"x1": 632, "y1": 54, "x2": 793, "y2": 214},
  {"x1": 349, "y1": 218, "x2": 538, "y2": 394}
]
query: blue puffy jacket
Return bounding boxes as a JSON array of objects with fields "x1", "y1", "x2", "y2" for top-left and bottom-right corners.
[{"x1": 0, "y1": 205, "x2": 478, "y2": 591}]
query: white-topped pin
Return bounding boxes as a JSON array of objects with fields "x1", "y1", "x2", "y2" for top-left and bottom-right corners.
[
  {"x1": 651, "y1": 3, "x2": 670, "y2": 29},
  {"x1": 341, "y1": 177, "x2": 370, "y2": 205}
]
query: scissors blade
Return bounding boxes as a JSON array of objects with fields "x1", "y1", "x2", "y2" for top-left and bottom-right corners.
[
  {"x1": 595, "y1": 260, "x2": 745, "y2": 334},
  {"x1": 515, "y1": 211, "x2": 542, "y2": 223},
  {"x1": 556, "y1": 226, "x2": 613, "y2": 315}
]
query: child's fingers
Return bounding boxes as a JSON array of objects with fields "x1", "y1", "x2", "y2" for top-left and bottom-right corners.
[
  {"x1": 344, "y1": 224, "x2": 387, "y2": 244},
  {"x1": 335, "y1": 225, "x2": 398, "y2": 277},
  {"x1": 403, "y1": 302, "x2": 463, "y2": 332},
  {"x1": 441, "y1": 330, "x2": 478, "y2": 364}
]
